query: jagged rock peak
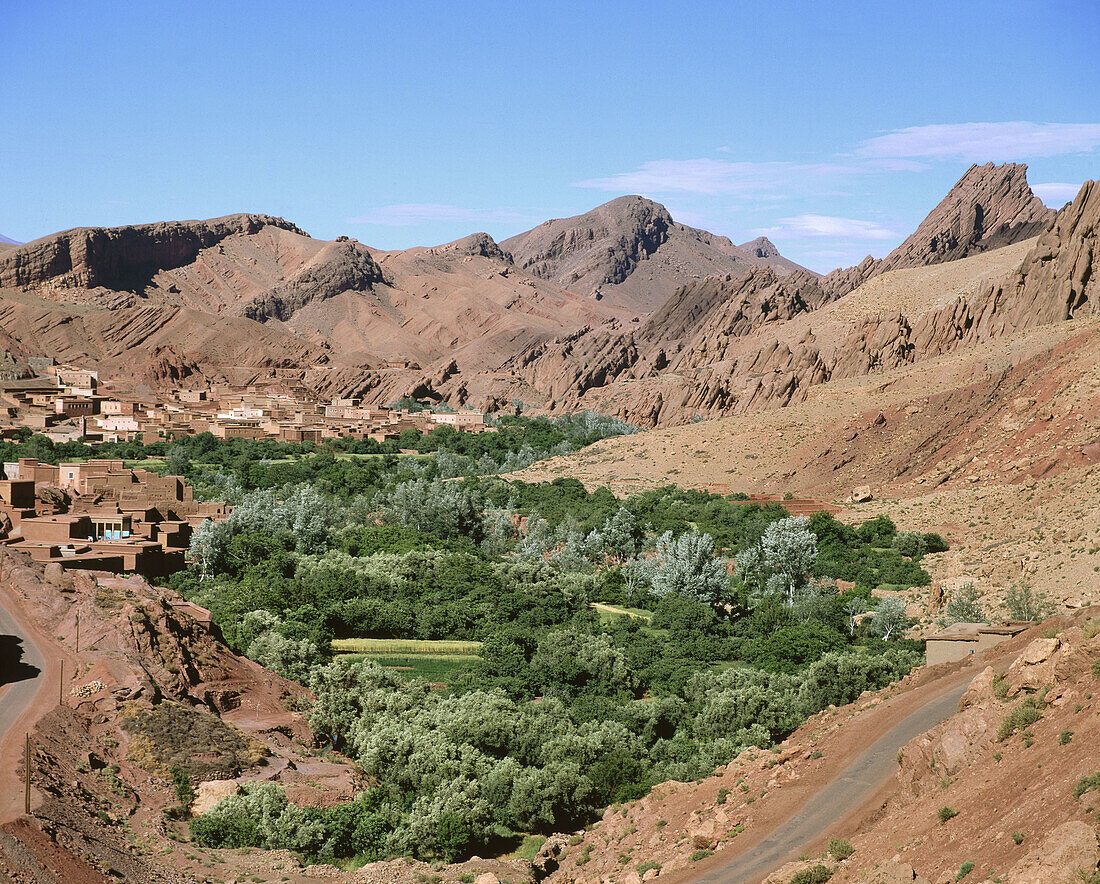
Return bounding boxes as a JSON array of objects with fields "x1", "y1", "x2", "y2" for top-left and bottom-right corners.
[
  {"x1": 0, "y1": 213, "x2": 309, "y2": 291},
  {"x1": 501, "y1": 195, "x2": 673, "y2": 292},
  {"x1": 880, "y1": 162, "x2": 1055, "y2": 272},
  {"x1": 437, "y1": 232, "x2": 510, "y2": 262},
  {"x1": 739, "y1": 236, "x2": 781, "y2": 259}
]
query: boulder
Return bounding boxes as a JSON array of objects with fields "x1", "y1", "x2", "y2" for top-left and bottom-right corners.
[
  {"x1": 191, "y1": 779, "x2": 240, "y2": 816},
  {"x1": 1004, "y1": 821, "x2": 1099, "y2": 884},
  {"x1": 1005, "y1": 636, "x2": 1062, "y2": 694},
  {"x1": 960, "y1": 666, "x2": 996, "y2": 709}
]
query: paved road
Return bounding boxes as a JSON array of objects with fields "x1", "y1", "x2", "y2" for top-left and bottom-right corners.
[
  {"x1": 691, "y1": 681, "x2": 969, "y2": 884},
  {"x1": 0, "y1": 594, "x2": 47, "y2": 821}
]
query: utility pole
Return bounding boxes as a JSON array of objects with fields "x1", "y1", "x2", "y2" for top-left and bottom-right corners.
[{"x1": 24, "y1": 733, "x2": 30, "y2": 815}]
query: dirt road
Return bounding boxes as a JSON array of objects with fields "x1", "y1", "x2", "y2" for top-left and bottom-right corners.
[{"x1": 0, "y1": 589, "x2": 49, "y2": 822}]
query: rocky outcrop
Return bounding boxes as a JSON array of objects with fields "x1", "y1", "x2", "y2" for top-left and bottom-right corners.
[
  {"x1": 1003, "y1": 821, "x2": 1100, "y2": 884},
  {"x1": 738, "y1": 235, "x2": 782, "y2": 259},
  {"x1": 964, "y1": 178, "x2": 1098, "y2": 337},
  {"x1": 822, "y1": 254, "x2": 883, "y2": 298},
  {"x1": 502, "y1": 195, "x2": 673, "y2": 294},
  {"x1": 879, "y1": 162, "x2": 1054, "y2": 272},
  {"x1": 237, "y1": 240, "x2": 384, "y2": 322},
  {"x1": 0, "y1": 213, "x2": 306, "y2": 292},
  {"x1": 673, "y1": 268, "x2": 834, "y2": 369},
  {"x1": 820, "y1": 164, "x2": 1054, "y2": 300},
  {"x1": 503, "y1": 326, "x2": 641, "y2": 402},
  {"x1": 444, "y1": 232, "x2": 511, "y2": 261}
]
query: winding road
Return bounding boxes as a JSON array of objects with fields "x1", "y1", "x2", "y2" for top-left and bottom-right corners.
[
  {"x1": 0, "y1": 590, "x2": 48, "y2": 822},
  {"x1": 687, "y1": 679, "x2": 969, "y2": 883}
]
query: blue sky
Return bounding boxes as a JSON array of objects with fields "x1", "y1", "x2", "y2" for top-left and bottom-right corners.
[{"x1": 2, "y1": 0, "x2": 1098, "y2": 271}]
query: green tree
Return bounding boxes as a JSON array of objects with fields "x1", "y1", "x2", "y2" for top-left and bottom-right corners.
[
  {"x1": 651, "y1": 529, "x2": 729, "y2": 605},
  {"x1": 761, "y1": 516, "x2": 818, "y2": 606},
  {"x1": 871, "y1": 596, "x2": 909, "y2": 640}
]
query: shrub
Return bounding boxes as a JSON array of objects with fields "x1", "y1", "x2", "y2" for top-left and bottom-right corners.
[
  {"x1": 1060, "y1": 730, "x2": 1075, "y2": 745},
  {"x1": 827, "y1": 837, "x2": 854, "y2": 861},
  {"x1": 1091, "y1": 659, "x2": 1100, "y2": 679},
  {"x1": 941, "y1": 584, "x2": 987, "y2": 625},
  {"x1": 689, "y1": 849, "x2": 714, "y2": 861},
  {"x1": 189, "y1": 807, "x2": 259, "y2": 848},
  {"x1": 996, "y1": 697, "x2": 1043, "y2": 741},
  {"x1": 937, "y1": 806, "x2": 959, "y2": 824},
  {"x1": 992, "y1": 672, "x2": 1010, "y2": 700},
  {"x1": 789, "y1": 865, "x2": 834, "y2": 884},
  {"x1": 956, "y1": 862, "x2": 975, "y2": 880},
  {"x1": 922, "y1": 533, "x2": 948, "y2": 554},
  {"x1": 1004, "y1": 581, "x2": 1055, "y2": 622},
  {"x1": 636, "y1": 861, "x2": 661, "y2": 876},
  {"x1": 1073, "y1": 772, "x2": 1100, "y2": 798},
  {"x1": 715, "y1": 788, "x2": 730, "y2": 805},
  {"x1": 121, "y1": 701, "x2": 267, "y2": 780},
  {"x1": 1011, "y1": 831, "x2": 1025, "y2": 844},
  {"x1": 169, "y1": 766, "x2": 195, "y2": 818}
]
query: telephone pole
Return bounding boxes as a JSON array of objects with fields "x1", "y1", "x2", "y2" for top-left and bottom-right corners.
[{"x1": 24, "y1": 733, "x2": 31, "y2": 815}]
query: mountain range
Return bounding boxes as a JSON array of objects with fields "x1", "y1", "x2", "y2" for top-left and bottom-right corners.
[{"x1": 0, "y1": 162, "x2": 1093, "y2": 426}]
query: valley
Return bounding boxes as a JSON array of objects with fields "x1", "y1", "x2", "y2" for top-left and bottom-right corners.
[{"x1": 0, "y1": 163, "x2": 1096, "y2": 884}]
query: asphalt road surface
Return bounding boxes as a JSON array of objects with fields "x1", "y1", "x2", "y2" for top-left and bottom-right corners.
[
  {"x1": 690, "y1": 681, "x2": 969, "y2": 884},
  {"x1": 0, "y1": 595, "x2": 46, "y2": 820}
]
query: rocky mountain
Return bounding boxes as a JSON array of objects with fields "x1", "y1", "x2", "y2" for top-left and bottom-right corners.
[
  {"x1": 0, "y1": 214, "x2": 308, "y2": 292},
  {"x1": 821, "y1": 163, "x2": 1055, "y2": 298},
  {"x1": 501, "y1": 195, "x2": 811, "y2": 312},
  {"x1": 0, "y1": 213, "x2": 632, "y2": 404},
  {"x1": 880, "y1": 162, "x2": 1055, "y2": 272},
  {"x1": 0, "y1": 167, "x2": 1085, "y2": 420},
  {"x1": 502, "y1": 176, "x2": 1093, "y2": 426}
]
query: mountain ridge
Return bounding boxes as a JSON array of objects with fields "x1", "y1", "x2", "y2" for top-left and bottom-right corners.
[{"x1": 0, "y1": 166, "x2": 1086, "y2": 423}]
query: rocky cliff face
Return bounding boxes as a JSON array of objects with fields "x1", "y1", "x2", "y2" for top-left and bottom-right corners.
[
  {"x1": 878, "y1": 163, "x2": 1054, "y2": 273},
  {"x1": 500, "y1": 196, "x2": 812, "y2": 312},
  {"x1": 0, "y1": 214, "x2": 306, "y2": 292},
  {"x1": 819, "y1": 163, "x2": 1055, "y2": 301},
  {"x1": 237, "y1": 239, "x2": 384, "y2": 322},
  {"x1": 671, "y1": 268, "x2": 834, "y2": 369}
]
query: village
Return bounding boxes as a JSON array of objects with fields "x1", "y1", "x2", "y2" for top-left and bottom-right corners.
[{"x1": 0, "y1": 360, "x2": 495, "y2": 581}]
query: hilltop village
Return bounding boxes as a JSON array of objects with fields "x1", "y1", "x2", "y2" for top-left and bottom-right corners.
[{"x1": 0, "y1": 359, "x2": 493, "y2": 580}]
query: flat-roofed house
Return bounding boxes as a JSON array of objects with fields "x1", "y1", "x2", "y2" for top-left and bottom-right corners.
[{"x1": 925, "y1": 622, "x2": 1030, "y2": 666}]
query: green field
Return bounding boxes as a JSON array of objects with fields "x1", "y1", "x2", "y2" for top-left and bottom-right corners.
[
  {"x1": 590, "y1": 602, "x2": 654, "y2": 622},
  {"x1": 331, "y1": 638, "x2": 482, "y2": 655},
  {"x1": 332, "y1": 638, "x2": 482, "y2": 686},
  {"x1": 336, "y1": 653, "x2": 475, "y2": 684}
]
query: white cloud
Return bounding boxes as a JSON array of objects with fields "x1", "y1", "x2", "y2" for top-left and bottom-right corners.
[
  {"x1": 573, "y1": 159, "x2": 853, "y2": 196},
  {"x1": 1032, "y1": 181, "x2": 1084, "y2": 205},
  {"x1": 755, "y1": 214, "x2": 897, "y2": 241},
  {"x1": 856, "y1": 122, "x2": 1100, "y2": 162},
  {"x1": 347, "y1": 204, "x2": 529, "y2": 227}
]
